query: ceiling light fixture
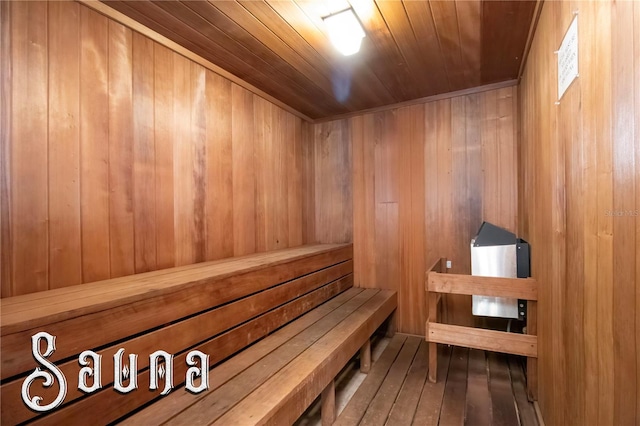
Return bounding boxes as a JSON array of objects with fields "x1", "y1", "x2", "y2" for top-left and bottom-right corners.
[{"x1": 322, "y1": 8, "x2": 366, "y2": 56}]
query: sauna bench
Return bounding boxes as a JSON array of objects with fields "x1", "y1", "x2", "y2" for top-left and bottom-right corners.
[{"x1": 0, "y1": 243, "x2": 397, "y2": 426}]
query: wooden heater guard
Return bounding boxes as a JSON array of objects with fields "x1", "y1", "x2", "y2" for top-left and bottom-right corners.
[{"x1": 425, "y1": 258, "x2": 538, "y2": 401}]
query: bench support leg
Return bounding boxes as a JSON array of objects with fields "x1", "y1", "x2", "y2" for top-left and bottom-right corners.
[
  {"x1": 427, "y1": 293, "x2": 440, "y2": 383},
  {"x1": 360, "y1": 339, "x2": 371, "y2": 373},
  {"x1": 526, "y1": 300, "x2": 538, "y2": 401},
  {"x1": 385, "y1": 311, "x2": 396, "y2": 337},
  {"x1": 321, "y1": 380, "x2": 336, "y2": 425}
]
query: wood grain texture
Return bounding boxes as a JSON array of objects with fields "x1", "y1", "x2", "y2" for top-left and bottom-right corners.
[
  {"x1": 465, "y1": 349, "x2": 492, "y2": 426},
  {"x1": 128, "y1": 287, "x2": 363, "y2": 424},
  {"x1": 518, "y1": 1, "x2": 640, "y2": 424},
  {"x1": 428, "y1": 272, "x2": 538, "y2": 300},
  {"x1": 439, "y1": 346, "x2": 469, "y2": 426},
  {"x1": 327, "y1": 87, "x2": 518, "y2": 334},
  {"x1": 427, "y1": 323, "x2": 538, "y2": 358},
  {"x1": 1, "y1": 244, "x2": 353, "y2": 424},
  {"x1": 413, "y1": 344, "x2": 452, "y2": 425},
  {"x1": 335, "y1": 335, "x2": 407, "y2": 426},
  {"x1": 48, "y1": 0, "x2": 82, "y2": 289},
  {"x1": 108, "y1": 17, "x2": 135, "y2": 279},
  {"x1": 80, "y1": 6, "x2": 110, "y2": 282},
  {"x1": 4, "y1": 1, "x2": 49, "y2": 296},
  {"x1": 0, "y1": 0, "x2": 11, "y2": 297},
  {"x1": 212, "y1": 290, "x2": 397, "y2": 426},
  {"x1": 96, "y1": 0, "x2": 536, "y2": 119},
  {"x1": 2, "y1": 0, "x2": 313, "y2": 296},
  {"x1": 313, "y1": 120, "x2": 353, "y2": 244}
]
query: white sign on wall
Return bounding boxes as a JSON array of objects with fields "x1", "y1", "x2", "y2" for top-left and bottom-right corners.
[{"x1": 557, "y1": 15, "x2": 579, "y2": 100}]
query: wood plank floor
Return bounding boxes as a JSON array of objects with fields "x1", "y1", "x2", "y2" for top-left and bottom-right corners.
[{"x1": 299, "y1": 334, "x2": 538, "y2": 426}]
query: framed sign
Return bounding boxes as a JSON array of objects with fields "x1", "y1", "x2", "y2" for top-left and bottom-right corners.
[{"x1": 557, "y1": 15, "x2": 579, "y2": 100}]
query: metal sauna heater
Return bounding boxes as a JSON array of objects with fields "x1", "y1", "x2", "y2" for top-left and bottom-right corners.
[{"x1": 471, "y1": 222, "x2": 530, "y2": 321}]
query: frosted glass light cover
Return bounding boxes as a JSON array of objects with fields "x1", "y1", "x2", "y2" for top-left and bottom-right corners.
[{"x1": 324, "y1": 9, "x2": 366, "y2": 56}]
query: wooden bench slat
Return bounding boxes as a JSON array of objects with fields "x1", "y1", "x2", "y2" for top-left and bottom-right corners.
[
  {"x1": 335, "y1": 335, "x2": 408, "y2": 426},
  {"x1": 20, "y1": 277, "x2": 354, "y2": 426},
  {"x1": 125, "y1": 287, "x2": 366, "y2": 425},
  {"x1": 1, "y1": 244, "x2": 395, "y2": 426},
  {"x1": 1, "y1": 244, "x2": 352, "y2": 334},
  {"x1": 213, "y1": 290, "x2": 397, "y2": 426},
  {"x1": 2, "y1": 244, "x2": 349, "y2": 310},
  {"x1": 1, "y1": 266, "x2": 353, "y2": 425},
  {"x1": 1, "y1": 252, "x2": 352, "y2": 379},
  {"x1": 156, "y1": 288, "x2": 381, "y2": 425}
]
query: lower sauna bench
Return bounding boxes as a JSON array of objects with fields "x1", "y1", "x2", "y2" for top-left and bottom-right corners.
[{"x1": 1, "y1": 243, "x2": 397, "y2": 425}]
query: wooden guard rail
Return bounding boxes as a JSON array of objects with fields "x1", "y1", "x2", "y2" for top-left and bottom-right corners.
[{"x1": 425, "y1": 258, "x2": 538, "y2": 401}]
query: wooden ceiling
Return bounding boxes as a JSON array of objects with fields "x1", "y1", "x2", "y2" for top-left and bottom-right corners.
[{"x1": 103, "y1": 0, "x2": 537, "y2": 120}]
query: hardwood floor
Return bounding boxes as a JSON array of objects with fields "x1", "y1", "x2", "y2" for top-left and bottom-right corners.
[{"x1": 299, "y1": 335, "x2": 537, "y2": 426}]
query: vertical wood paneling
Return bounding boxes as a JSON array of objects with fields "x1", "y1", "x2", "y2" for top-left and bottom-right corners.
[
  {"x1": 108, "y1": 20, "x2": 135, "y2": 279},
  {"x1": 80, "y1": 7, "x2": 110, "y2": 282},
  {"x1": 612, "y1": 2, "x2": 637, "y2": 424},
  {"x1": 231, "y1": 85, "x2": 255, "y2": 256},
  {"x1": 635, "y1": 5, "x2": 640, "y2": 424},
  {"x1": 375, "y1": 202, "x2": 399, "y2": 293},
  {"x1": 352, "y1": 113, "x2": 376, "y2": 289},
  {"x1": 191, "y1": 63, "x2": 207, "y2": 263},
  {"x1": 173, "y1": 53, "x2": 194, "y2": 266},
  {"x1": 287, "y1": 114, "x2": 303, "y2": 247},
  {"x1": 273, "y1": 106, "x2": 289, "y2": 250},
  {"x1": 398, "y1": 104, "x2": 426, "y2": 333},
  {"x1": 301, "y1": 120, "x2": 316, "y2": 244},
  {"x1": 132, "y1": 32, "x2": 156, "y2": 273},
  {"x1": 579, "y1": 4, "x2": 598, "y2": 424},
  {"x1": 314, "y1": 120, "x2": 353, "y2": 244},
  {"x1": 448, "y1": 96, "x2": 472, "y2": 326},
  {"x1": 519, "y1": 2, "x2": 640, "y2": 424},
  {"x1": 205, "y1": 71, "x2": 233, "y2": 260},
  {"x1": 254, "y1": 96, "x2": 273, "y2": 253},
  {"x1": 48, "y1": 1, "x2": 82, "y2": 289},
  {"x1": 314, "y1": 86, "x2": 518, "y2": 334},
  {"x1": 6, "y1": 1, "x2": 49, "y2": 296},
  {"x1": 3, "y1": 0, "x2": 312, "y2": 296},
  {"x1": 0, "y1": 0, "x2": 12, "y2": 296},
  {"x1": 153, "y1": 44, "x2": 175, "y2": 269}
]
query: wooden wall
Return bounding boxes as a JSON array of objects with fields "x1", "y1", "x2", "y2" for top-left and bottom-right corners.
[
  {"x1": 0, "y1": 1, "x2": 312, "y2": 297},
  {"x1": 313, "y1": 86, "x2": 518, "y2": 335},
  {"x1": 519, "y1": 1, "x2": 640, "y2": 425}
]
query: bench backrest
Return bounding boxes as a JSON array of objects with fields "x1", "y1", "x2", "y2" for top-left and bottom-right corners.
[{"x1": 1, "y1": 244, "x2": 353, "y2": 425}]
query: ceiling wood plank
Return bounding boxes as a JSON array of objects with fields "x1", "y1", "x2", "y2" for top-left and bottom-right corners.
[
  {"x1": 153, "y1": 0, "x2": 346, "y2": 114},
  {"x1": 184, "y1": 0, "x2": 351, "y2": 112},
  {"x1": 97, "y1": 0, "x2": 537, "y2": 119},
  {"x1": 455, "y1": 0, "x2": 482, "y2": 88},
  {"x1": 264, "y1": 0, "x2": 395, "y2": 108},
  {"x1": 429, "y1": 0, "x2": 467, "y2": 91},
  {"x1": 105, "y1": 0, "x2": 326, "y2": 118},
  {"x1": 375, "y1": 0, "x2": 437, "y2": 97},
  {"x1": 402, "y1": 0, "x2": 450, "y2": 95},
  {"x1": 481, "y1": 0, "x2": 536, "y2": 83},
  {"x1": 342, "y1": 0, "x2": 416, "y2": 101},
  {"x1": 237, "y1": 1, "x2": 391, "y2": 109}
]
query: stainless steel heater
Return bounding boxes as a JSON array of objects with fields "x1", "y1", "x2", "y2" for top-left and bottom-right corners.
[{"x1": 470, "y1": 222, "x2": 530, "y2": 320}]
